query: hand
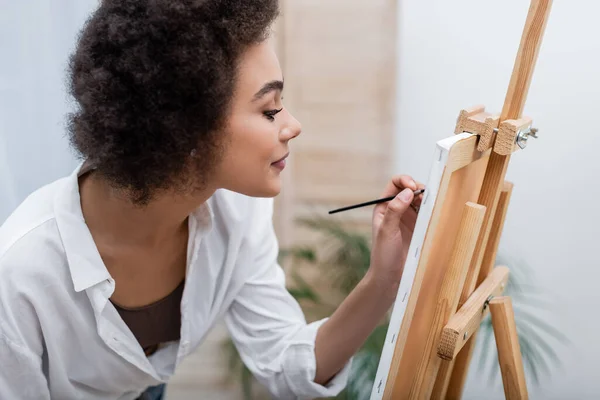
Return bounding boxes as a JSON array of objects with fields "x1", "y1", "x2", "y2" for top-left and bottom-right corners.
[
  {"x1": 368, "y1": 175, "x2": 425, "y2": 292},
  {"x1": 313, "y1": 175, "x2": 424, "y2": 383}
]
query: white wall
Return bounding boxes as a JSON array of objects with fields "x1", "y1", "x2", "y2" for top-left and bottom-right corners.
[
  {"x1": 0, "y1": 0, "x2": 99, "y2": 223},
  {"x1": 395, "y1": 0, "x2": 599, "y2": 398}
]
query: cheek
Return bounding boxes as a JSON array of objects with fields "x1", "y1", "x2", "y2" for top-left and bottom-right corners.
[
  {"x1": 245, "y1": 123, "x2": 278, "y2": 161},
  {"x1": 218, "y1": 119, "x2": 283, "y2": 196},
  {"x1": 227, "y1": 119, "x2": 279, "y2": 169}
]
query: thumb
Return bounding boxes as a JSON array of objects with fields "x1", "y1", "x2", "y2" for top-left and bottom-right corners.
[{"x1": 380, "y1": 188, "x2": 413, "y2": 236}]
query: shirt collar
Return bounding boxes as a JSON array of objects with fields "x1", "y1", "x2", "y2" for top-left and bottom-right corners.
[
  {"x1": 54, "y1": 162, "x2": 215, "y2": 293},
  {"x1": 192, "y1": 196, "x2": 213, "y2": 236},
  {"x1": 54, "y1": 161, "x2": 112, "y2": 293}
]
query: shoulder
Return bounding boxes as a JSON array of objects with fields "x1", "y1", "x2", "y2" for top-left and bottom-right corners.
[
  {"x1": 0, "y1": 177, "x2": 65, "y2": 252},
  {"x1": 0, "y1": 178, "x2": 70, "y2": 335},
  {"x1": 0, "y1": 177, "x2": 68, "y2": 270},
  {"x1": 0, "y1": 176, "x2": 70, "y2": 277},
  {"x1": 0, "y1": 179, "x2": 72, "y2": 355}
]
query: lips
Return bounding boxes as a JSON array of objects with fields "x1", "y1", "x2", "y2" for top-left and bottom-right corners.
[
  {"x1": 272, "y1": 152, "x2": 289, "y2": 164},
  {"x1": 271, "y1": 152, "x2": 289, "y2": 170}
]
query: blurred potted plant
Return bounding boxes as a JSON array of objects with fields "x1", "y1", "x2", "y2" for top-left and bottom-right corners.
[{"x1": 222, "y1": 215, "x2": 567, "y2": 399}]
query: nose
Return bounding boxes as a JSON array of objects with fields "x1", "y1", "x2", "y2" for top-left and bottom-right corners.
[{"x1": 279, "y1": 110, "x2": 301, "y2": 141}]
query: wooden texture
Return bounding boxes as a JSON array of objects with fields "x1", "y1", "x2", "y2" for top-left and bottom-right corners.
[
  {"x1": 490, "y1": 297, "x2": 529, "y2": 400},
  {"x1": 370, "y1": 133, "x2": 482, "y2": 398},
  {"x1": 437, "y1": 266, "x2": 510, "y2": 360},
  {"x1": 494, "y1": 117, "x2": 533, "y2": 155},
  {"x1": 454, "y1": 105, "x2": 501, "y2": 152},
  {"x1": 481, "y1": 181, "x2": 514, "y2": 274},
  {"x1": 444, "y1": 1, "x2": 553, "y2": 396},
  {"x1": 377, "y1": 1, "x2": 552, "y2": 397},
  {"x1": 406, "y1": 202, "x2": 486, "y2": 398},
  {"x1": 477, "y1": 115, "x2": 501, "y2": 152},
  {"x1": 458, "y1": 152, "x2": 510, "y2": 308},
  {"x1": 431, "y1": 357, "x2": 454, "y2": 400},
  {"x1": 431, "y1": 182, "x2": 512, "y2": 398},
  {"x1": 445, "y1": 342, "x2": 473, "y2": 399},
  {"x1": 383, "y1": 135, "x2": 490, "y2": 399},
  {"x1": 454, "y1": 105, "x2": 485, "y2": 134},
  {"x1": 499, "y1": 0, "x2": 554, "y2": 121},
  {"x1": 443, "y1": 153, "x2": 514, "y2": 398}
]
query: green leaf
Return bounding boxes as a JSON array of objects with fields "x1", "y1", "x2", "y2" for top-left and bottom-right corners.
[
  {"x1": 513, "y1": 309, "x2": 569, "y2": 344},
  {"x1": 292, "y1": 247, "x2": 318, "y2": 262},
  {"x1": 516, "y1": 322, "x2": 560, "y2": 364},
  {"x1": 241, "y1": 365, "x2": 254, "y2": 400},
  {"x1": 518, "y1": 336, "x2": 540, "y2": 384},
  {"x1": 478, "y1": 316, "x2": 495, "y2": 373},
  {"x1": 222, "y1": 337, "x2": 243, "y2": 372},
  {"x1": 294, "y1": 215, "x2": 371, "y2": 295}
]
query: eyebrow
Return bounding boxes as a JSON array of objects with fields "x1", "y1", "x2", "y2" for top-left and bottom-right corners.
[{"x1": 252, "y1": 79, "x2": 284, "y2": 101}]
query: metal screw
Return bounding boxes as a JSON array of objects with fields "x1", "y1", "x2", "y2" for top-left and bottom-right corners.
[
  {"x1": 530, "y1": 127, "x2": 539, "y2": 138},
  {"x1": 464, "y1": 331, "x2": 468, "y2": 340},
  {"x1": 483, "y1": 295, "x2": 494, "y2": 312},
  {"x1": 516, "y1": 126, "x2": 539, "y2": 149}
]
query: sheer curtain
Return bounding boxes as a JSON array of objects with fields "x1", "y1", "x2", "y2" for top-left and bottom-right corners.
[{"x1": 0, "y1": 0, "x2": 98, "y2": 223}]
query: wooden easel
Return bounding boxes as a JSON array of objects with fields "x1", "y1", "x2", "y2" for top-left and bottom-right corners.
[{"x1": 371, "y1": 1, "x2": 553, "y2": 399}]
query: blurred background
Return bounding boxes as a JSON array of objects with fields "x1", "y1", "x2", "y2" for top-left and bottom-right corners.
[{"x1": 1, "y1": 0, "x2": 598, "y2": 399}]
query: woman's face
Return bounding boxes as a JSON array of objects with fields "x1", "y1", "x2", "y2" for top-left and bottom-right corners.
[{"x1": 214, "y1": 39, "x2": 301, "y2": 198}]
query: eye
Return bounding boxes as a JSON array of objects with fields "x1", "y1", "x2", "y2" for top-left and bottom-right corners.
[{"x1": 263, "y1": 107, "x2": 283, "y2": 122}]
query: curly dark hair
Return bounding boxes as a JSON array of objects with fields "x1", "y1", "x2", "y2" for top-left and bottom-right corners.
[{"x1": 67, "y1": 0, "x2": 279, "y2": 204}]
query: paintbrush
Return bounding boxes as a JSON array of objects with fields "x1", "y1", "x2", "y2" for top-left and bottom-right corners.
[{"x1": 328, "y1": 189, "x2": 425, "y2": 215}]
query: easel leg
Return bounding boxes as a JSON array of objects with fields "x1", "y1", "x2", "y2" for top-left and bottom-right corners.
[
  {"x1": 445, "y1": 340, "x2": 475, "y2": 399},
  {"x1": 489, "y1": 296, "x2": 528, "y2": 400},
  {"x1": 434, "y1": 181, "x2": 514, "y2": 399},
  {"x1": 430, "y1": 359, "x2": 454, "y2": 399},
  {"x1": 407, "y1": 202, "x2": 486, "y2": 399}
]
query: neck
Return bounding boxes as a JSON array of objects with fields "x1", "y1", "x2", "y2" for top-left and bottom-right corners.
[{"x1": 79, "y1": 172, "x2": 215, "y2": 247}]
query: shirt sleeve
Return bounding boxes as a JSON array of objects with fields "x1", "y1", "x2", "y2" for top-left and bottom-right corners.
[
  {"x1": 0, "y1": 333, "x2": 50, "y2": 400},
  {"x1": 224, "y1": 197, "x2": 352, "y2": 400}
]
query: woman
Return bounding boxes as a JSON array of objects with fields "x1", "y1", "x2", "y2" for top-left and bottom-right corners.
[{"x1": 0, "y1": 0, "x2": 423, "y2": 399}]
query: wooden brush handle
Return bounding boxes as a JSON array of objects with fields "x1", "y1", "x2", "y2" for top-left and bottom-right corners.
[{"x1": 500, "y1": 0, "x2": 553, "y2": 121}]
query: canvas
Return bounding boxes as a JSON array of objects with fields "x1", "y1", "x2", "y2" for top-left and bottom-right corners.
[{"x1": 370, "y1": 131, "x2": 492, "y2": 399}]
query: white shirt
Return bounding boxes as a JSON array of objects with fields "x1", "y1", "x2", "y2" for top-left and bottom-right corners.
[{"x1": 0, "y1": 163, "x2": 351, "y2": 400}]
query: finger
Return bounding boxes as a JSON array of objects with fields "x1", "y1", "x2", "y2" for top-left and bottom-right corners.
[
  {"x1": 380, "y1": 188, "x2": 414, "y2": 237},
  {"x1": 379, "y1": 175, "x2": 418, "y2": 199},
  {"x1": 412, "y1": 181, "x2": 426, "y2": 207},
  {"x1": 374, "y1": 175, "x2": 419, "y2": 228}
]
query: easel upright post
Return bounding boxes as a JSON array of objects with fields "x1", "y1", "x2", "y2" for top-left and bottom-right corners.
[
  {"x1": 372, "y1": 1, "x2": 553, "y2": 398},
  {"x1": 445, "y1": 0, "x2": 553, "y2": 397}
]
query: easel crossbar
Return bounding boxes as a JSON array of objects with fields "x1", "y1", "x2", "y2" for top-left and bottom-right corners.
[{"x1": 437, "y1": 266, "x2": 510, "y2": 361}]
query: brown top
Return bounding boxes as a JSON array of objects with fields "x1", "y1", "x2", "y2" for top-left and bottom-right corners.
[{"x1": 111, "y1": 280, "x2": 185, "y2": 356}]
